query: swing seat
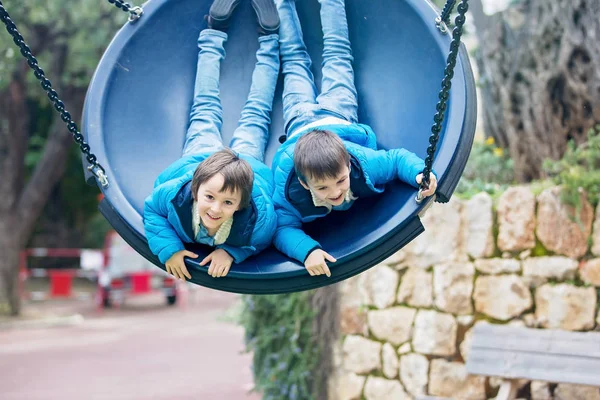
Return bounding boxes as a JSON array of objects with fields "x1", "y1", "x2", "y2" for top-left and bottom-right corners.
[{"x1": 82, "y1": 0, "x2": 476, "y2": 294}]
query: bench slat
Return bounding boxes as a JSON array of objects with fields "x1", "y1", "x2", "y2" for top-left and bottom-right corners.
[
  {"x1": 467, "y1": 347, "x2": 600, "y2": 386},
  {"x1": 466, "y1": 325, "x2": 600, "y2": 386},
  {"x1": 470, "y1": 324, "x2": 600, "y2": 358}
]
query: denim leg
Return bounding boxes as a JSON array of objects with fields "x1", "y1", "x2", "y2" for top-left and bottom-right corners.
[
  {"x1": 274, "y1": 0, "x2": 319, "y2": 133},
  {"x1": 229, "y1": 34, "x2": 280, "y2": 162},
  {"x1": 182, "y1": 29, "x2": 228, "y2": 157},
  {"x1": 315, "y1": 0, "x2": 358, "y2": 123}
]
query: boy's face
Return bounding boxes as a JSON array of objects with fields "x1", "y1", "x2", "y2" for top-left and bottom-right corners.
[
  {"x1": 196, "y1": 173, "x2": 241, "y2": 233},
  {"x1": 299, "y1": 164, "x2": 351, "y2": 206}
]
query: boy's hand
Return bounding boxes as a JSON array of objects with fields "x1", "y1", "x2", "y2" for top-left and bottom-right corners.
[
  {"x1": 165, "y1": 250, "x2": 197, "y2": 280},
  {"x1": 416, "y1": 173, "x2": 437, "y2": 198},
  {"x1": 200, "y1": 249, "x2": 234, "y2": 278},
  {"x1": 304, "y1": 249, "x2": 336, "y2": 277}
]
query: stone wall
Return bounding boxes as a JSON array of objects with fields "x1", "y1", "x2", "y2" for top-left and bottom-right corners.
[{"x1": 329, "y1": 186, "x2": 600, "y2": 400}]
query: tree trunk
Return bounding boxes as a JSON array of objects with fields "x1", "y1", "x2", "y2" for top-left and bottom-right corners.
[
  {"x1": 311, "y1": 286, "x2": 339, "y2": 400},
  {"x1": 473, "y1": 0, "x2": 600, "y2": 181},
  {"x1": 0, "y1": 60, "x2": 77, "y2": 315},
  {"x1": 0, "y1": 68, "x2": 29, "y2": 314},
  {"x1": 0, "y1": 216, "x2": 22, "y2": 315}
]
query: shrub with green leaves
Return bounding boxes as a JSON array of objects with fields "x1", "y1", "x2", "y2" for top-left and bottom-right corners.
[
  {"x1": 240, "y1": 292, "x2": 320, "y2": 400},
  {"x1": 543, "y1": 125, "x2": 600, "y2": 208},
  {"x1": 455, "y1": 136, "x2": 515, "y2": 199}
]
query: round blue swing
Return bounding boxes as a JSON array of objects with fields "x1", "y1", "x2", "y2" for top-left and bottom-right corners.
[{"x1": 82, "y1": 0, "x2": 476, "y2": 294}]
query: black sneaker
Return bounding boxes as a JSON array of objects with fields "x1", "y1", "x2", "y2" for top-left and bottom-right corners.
[
  {"x1": 251, "y1": 0, "x2": 280, "y2": 35},
  {"x1": 208, "y1": 0, "x2": 242, "y2": 32}
]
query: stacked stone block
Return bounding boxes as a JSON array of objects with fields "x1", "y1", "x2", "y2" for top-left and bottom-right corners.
[{"x1": 330, "y1": 186, "x2": 600, "y2": 400}]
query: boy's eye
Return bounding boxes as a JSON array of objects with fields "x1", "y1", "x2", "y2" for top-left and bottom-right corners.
[
  {"x1": 337, "y1": 177, "x2": 347, "y2": 184},
  {"x1": 317, "y1": 187, "x2": 327, "y2": 191},
  {"x1": 225, "y1": 200, "x2": 233, "y2": 206},
  {"x1": 205, "y1": 195, "x2": 214, "y2": 200}
]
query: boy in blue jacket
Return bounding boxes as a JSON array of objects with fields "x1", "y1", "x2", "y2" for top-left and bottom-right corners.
[
  {"x1": 272, "y1": 0, "x2": 437, "y2": 277},
  {"x1": 144, "y1": 0, "x2": 280, "y2": 280}
]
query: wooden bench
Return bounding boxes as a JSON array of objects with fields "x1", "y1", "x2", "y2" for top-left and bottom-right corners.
[
  {"x1": 417, "y1": 324, "x2": 600, "y2": 400},
  {"x1": 466, "y1": 324, "x2": 600, "y2": 400}
]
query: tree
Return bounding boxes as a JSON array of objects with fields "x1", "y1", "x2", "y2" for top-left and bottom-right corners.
[
  {"x1": 470, "y1": 0, "x2": 600, "y2": 181},
  {"x1": 0, "y1": 0, "x2": 126, "y2": 315}
]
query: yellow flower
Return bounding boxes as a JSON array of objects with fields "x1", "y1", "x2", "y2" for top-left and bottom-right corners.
[
  {"x1": 493, "y1": 147, "x2": 504, "y2": 157},
  {"x1": 485, "y1": 136, "x2": 495, "y2": 145}
]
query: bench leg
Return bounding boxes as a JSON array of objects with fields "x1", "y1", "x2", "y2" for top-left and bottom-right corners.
[{"x1": 495, "y1": 380, "x2": 519, "y2": 400}]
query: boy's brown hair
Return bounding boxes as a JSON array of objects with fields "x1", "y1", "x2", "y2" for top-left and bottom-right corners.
[
  {"x1": 294, "y1": 129, "x2": 350, "y2": 182},
  {"x1": 191, "y1": 149, "x2": 254, "y2": 208}
]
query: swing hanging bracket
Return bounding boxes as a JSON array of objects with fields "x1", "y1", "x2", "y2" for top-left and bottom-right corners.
[
  {"x1": 417, "y1": 194, "x2": 437, "y2": 218},
  {"x1": 128, "y1": 6, "x2": 143, "y2": 23},
  {"x1": 435, "y1": 16, "x2": 448, "y2": 34},
  {"x1": 88, "y1": 164, "x2": 110, "y2": 188},
  {"x1": 415, "y1": 187, "x2": 426, "y2": 204}
]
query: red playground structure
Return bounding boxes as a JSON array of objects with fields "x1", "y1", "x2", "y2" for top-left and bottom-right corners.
[{"x1": 19, "y1": 231, "x2": 179, "y2": 308}]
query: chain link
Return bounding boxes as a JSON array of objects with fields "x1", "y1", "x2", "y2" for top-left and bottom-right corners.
[
  {"x1": 106, "y1": 0, "x2": 144, "y2": 22},
  {"x1": 440, "y1": 0, "x2": 457, "y2": 25},
  {"x1": 417, "y1": 0, "x2": 468, "y2": 203},
  {"x1": 435, "y1": 0, "x2": 457, "y2": 33},
  {"x1": 0, "y1": 1, "x2": 109, "y2": 187}
]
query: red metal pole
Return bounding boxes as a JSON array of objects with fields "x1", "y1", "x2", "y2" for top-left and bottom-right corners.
[{"x1": 18, "y1": 250, "x2": 29, "y2": 300}]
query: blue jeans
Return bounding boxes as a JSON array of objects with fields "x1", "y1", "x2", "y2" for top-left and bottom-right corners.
[
  {"x1": 182, "y1": 29, "x2": 280, "y2": 162},
  {"x1": 275, "y1": 0, "x2": 358, "y2": 137}
]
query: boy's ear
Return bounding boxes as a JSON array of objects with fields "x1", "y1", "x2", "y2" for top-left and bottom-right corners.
[{"x1": 298, "y1": 177, "x2": 310, "y2": 191}]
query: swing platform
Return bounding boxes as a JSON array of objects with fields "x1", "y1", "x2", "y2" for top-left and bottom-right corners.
[{"x1": 82, "y1": 0, "x2": 476, "y2": 294}]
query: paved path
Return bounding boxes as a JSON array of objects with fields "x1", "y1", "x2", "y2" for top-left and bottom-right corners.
[{"x1": 0, "y1": 288, "x2": 261, "y2": 400}]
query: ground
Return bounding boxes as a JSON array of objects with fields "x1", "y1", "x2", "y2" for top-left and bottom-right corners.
[{"x1": 0, "y1": 285, "x2": 261, "y2": 400}]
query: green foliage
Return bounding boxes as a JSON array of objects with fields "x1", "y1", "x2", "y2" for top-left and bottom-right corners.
[
  {"x1": 240, "y1": 292, "x2": 320, "y2": 400},
  {"x1": 543, "y1": 125, "x2": 600, "y2": 208},
  {"x1": 1, "y1": 1, "x2": 133, "y2": 246},
  {"x1": 455, "y1": 137, "x2": 515, "y2": 199},
  {"x1": 24, "y1": 100, "x2": 105, "y2": 246},
  {"x1": 531, "y1": 239, "x2": 550, "y2": 257},
  {"x1": 0, "y1": 0, "x2": 128, "y2": 92}
]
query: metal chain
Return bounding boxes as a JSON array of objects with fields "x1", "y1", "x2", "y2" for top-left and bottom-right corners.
[
  {"x1": 0, "y1": 1, "x2": 109, "y2": 187},
  {"x1": 440, "y1": 0, "x2": 457, "y2": 24},
  {"x1": 106, "y1": 0, "x2": 143, "y2": 22},
  {"x1": 435, "y1": 0, "x2": 457, "y2": 34},
  {"x1": 417, "y1": 0, "x2": 469, "y2": 203}
]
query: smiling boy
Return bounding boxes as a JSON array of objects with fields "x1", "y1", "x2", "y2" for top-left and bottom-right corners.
[
  {"x1": 271, "y1": 0, "x2": 436, "y2": 277},
  {"x1": 143, "y1": 0, "x2": 279, "y2": 279}
]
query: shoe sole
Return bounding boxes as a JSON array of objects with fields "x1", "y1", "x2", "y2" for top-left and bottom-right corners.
[
  {"x1": 209, "y1": 0, "x2": 242, "y2": 22},
  {"x1": 251, "y1": 0, "x2": 280, "y2": 31}
]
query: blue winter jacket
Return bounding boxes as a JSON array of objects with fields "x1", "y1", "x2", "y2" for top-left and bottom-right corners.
[
  {"x1": 144, "y1": 153, "x2": 277, "y2": 265},
  {"x1": 272, "y1": 123, "x2": 427, "y2": 263}
]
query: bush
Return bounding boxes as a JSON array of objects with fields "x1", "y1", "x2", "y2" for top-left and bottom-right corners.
[
  {"x1": 240, "y1": 292, "x2": 320, "y2": 400},
  {"x1": 455, "y1": 136, "x2": 515, "y2": 199},
  {"x1": 542, "y1": 125, "x2": 600, "y2": 208}
]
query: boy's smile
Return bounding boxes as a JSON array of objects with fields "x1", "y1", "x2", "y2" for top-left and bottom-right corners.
[
  {"x1": 299, "y1": 164, "x2": 351, "y2": 207},
  {"x1": 196, "y1": 173, "x2": 241, "y2": 235}
]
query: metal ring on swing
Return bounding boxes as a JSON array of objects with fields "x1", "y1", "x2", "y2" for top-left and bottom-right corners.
[
  {"x1": 128, "y1": 6, "x2": 144, "y2": 23},
  {"x1": 435, "y1": 16, "x2": 448, "y2": 34}
]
